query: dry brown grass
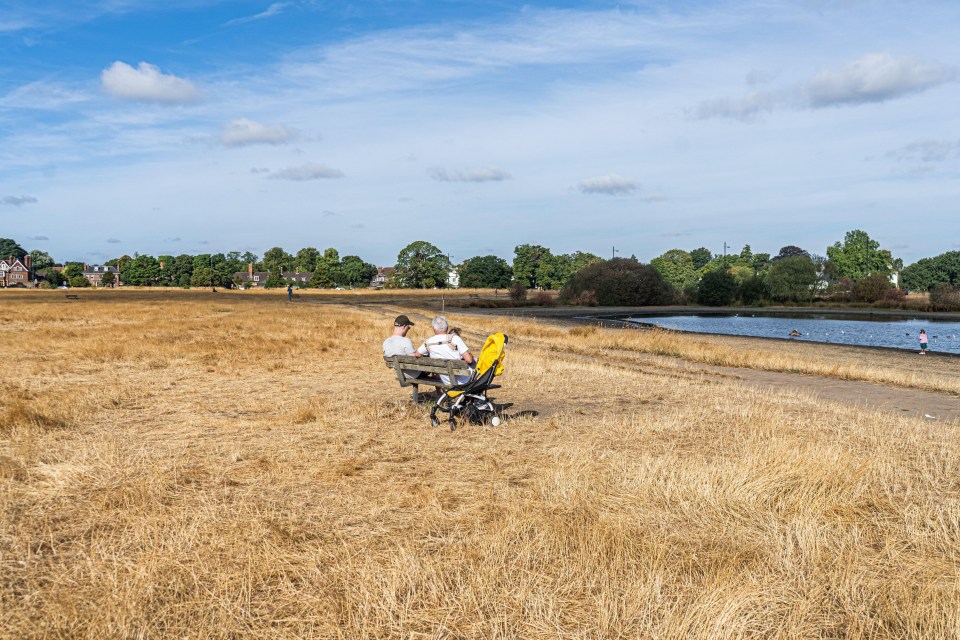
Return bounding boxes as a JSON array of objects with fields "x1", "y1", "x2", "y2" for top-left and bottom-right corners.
[
  {"x1": 493, "y1": 320, "x2": 960, "y2": 396},
  {"x1": 1, "y1": 289, "x2": 958, "y2": 638}
]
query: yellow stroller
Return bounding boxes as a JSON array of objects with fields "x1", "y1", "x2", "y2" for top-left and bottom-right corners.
[{"x1": 430, "y1": 333, "x2": 508, "y2": 430}]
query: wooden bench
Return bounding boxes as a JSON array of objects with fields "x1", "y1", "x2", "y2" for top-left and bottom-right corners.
[
  {"x1": 384, "y1": 355, "x2": 472, "y2": 402},
  {"x1": 65, "y1": 294, "x2": 79, "y2": 300}
]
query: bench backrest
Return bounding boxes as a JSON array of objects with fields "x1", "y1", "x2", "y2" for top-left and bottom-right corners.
[{"x1": 383, "y1": 355, "x2": 471, "y2": 374}]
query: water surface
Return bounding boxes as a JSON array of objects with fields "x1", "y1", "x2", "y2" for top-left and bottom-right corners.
[{"x1": 626, "y1": 313, "x2": 960, "y2": 355}]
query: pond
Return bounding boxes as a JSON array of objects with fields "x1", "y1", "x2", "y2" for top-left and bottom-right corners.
[{"x1": 625, "y1": 313, "x2": 960, "y2": 355}]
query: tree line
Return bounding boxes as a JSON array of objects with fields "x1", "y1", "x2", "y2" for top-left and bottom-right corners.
[{"x1": 4, "y1": 230, "x2": 960, "y2": 297}]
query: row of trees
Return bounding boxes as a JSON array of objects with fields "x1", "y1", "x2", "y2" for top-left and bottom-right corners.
[
  {"x1": 7, "y1": 230, "x2": 960, "y2": 296},
  {"x1": 97, "y1": 249, "x2": 379, "y2": 289},
  {"x1": 388, "y1": 241, "x2": 605, "y2": 291}
]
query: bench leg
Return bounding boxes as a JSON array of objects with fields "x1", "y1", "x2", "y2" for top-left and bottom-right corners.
[{"x1": 411, "y1": 384, "x2": 419, "y2": 403}]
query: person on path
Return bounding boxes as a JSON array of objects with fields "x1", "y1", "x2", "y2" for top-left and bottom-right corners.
[
  {"x1": 287, "y1": 284, "x2": 293, "y2": 302},
  {"x1": 919, "y1": 329, "x2": 928, "y2": 355}
]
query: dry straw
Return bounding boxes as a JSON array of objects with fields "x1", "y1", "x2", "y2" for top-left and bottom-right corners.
[{"x1": 1, "y1": 289, "x2": 957, "y2": 638}]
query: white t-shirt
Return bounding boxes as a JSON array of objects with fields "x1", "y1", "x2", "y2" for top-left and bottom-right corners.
[
  {"x1": 383, "y1": 335, "x2": 415, "y2": 357},
  {"x1": 418, "y1": 334, "x2": 472, "y2": 384},
  {"x1": 417, "y1": 333, "x2": 470, "y2": 359}
]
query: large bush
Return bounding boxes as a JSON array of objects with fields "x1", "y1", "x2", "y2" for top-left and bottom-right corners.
[
  {"x1": 929, "y1": 284, "x2": 960, "y2": 310},
  {"x1": 697, "y1": 269, "x2": 737, "y2": 306},
  {"x1": 738, "y1": 275, "x2": 768, "y2": 305},
  {"x1": 559, "y1": 258, "x2": 673, "y2": 306},
  {"x1": 766, "y1": 255, "x2": 817, "y2": 302},
  {"x1": 851, "y1": 273, "x2": 894, "y2": 303}
]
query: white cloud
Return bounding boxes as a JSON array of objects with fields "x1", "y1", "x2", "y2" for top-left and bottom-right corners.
[
  {"x1": 578, "y1": 174, "x2": 637, "y2": 195},
  {"x1": 430, "y1": 167, "x2": 512, "y2": 183},
  {"x1": 101, "y1": 61, "x2": 199, "y2": 103},
  {"x1": 806, "y1": 53, "x2": 955, "y2": 107},
  {"x1": 0, "y1": 80, "x2": 88, "y2": 110},
  {"x1": 268, "y1": 162, "x2": 345, "y2": 180},
  {"x1": 886, "y1": 139, "x2": 960, "y2": 163},
  {"x1": 693, "y1": 90, "x2": 783, "y2": 121},
  {"x1": 220, "y1": 118, "x2": 299, "y2": 147},
  {"x1": 224, "y1": 2, "x2": 289, "y2": 27},
  {"x1": 696, "y1": 53, "x2": 956, "y2": 121},
  {"x1": 2, "y1": 195, "x2": 38, "y2": 206}
]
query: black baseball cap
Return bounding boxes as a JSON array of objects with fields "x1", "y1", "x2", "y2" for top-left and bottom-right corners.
[{"x1": 394, "y1": 315, "x2": 414, "y2": 326}]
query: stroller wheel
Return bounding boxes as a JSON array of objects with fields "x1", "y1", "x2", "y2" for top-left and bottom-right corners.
[
  {"x1": 430, "y1": 416, "x2": 440, "y2": 427},
  {"x1": 491, "y1": 416, "x2": 501, "y2": 427},
  {"x1": 449, "y1": 418, "x2": 457, "y2": 431}
]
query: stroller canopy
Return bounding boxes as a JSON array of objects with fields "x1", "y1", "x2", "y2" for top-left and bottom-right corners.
[{"x1": 475, "y1": 332, "x2": 507, "y2": 378}]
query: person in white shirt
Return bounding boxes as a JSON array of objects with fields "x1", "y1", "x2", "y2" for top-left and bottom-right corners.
[
  {"x1": 382, "y1": 315, "x2": 422, "y2": 380},
  {"x1": 417, "y1": 315, "x2": 475, "y2": 385}
]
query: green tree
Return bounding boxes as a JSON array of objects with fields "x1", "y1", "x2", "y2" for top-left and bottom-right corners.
[
  {"x1": 263, "y1": 269, "x2": 286, "y2": 288},
  {"x1": 159, "y1": 255, "x2": 178, "y2": 286},
  {"x1": 44, "y1": 269, "x2": 66, "y2": 287},
  {"x1": 651, "y1": 249, "x2": 697, "y2": 289},
  {"x1": 340, "y1": 255, "x2": 377, "y2": 288},
  {"x1": 62, "y1": 262, "x2": 84, "y2": 280},
  {"x1": 766, "y1": 254, "x2": 817, "y2": 302},
  {"x1": 106, "y1": 255, "x2": 133, "y2": 279},
  {"x1": 27, "y1": 249, "x2": 54, "y2": 270},
  {"x1": 512, "y1": 244, "x2": 551, "y2": 289},
  {"x1": 534, "y1": 253, "x2": 569, "y2": 290},
  {"x1": 458, "y1": 255, "x2": 513, "y2": 288},
  {"x1": 559, "y1": 257, "x2": 673, "y2": 306},
  {"x1": 739, "y1": 275, "x2": 768, "y2": 305},
  {"x1": 825, "y1": 230, "x2": 894, "y2": 280},
  {"x1": 901, "y1": 251, "x2": 960, "y2": 291},
  {"x1": 567, "y1": 251, "x2": 603, "y2": 276},
  {"x1": 262, "y1": 247, "x2": 293, "y2": 274},
  {"x1": 751, "y1": 253, "x2": 771, "y2": 275},
  {"x1": 190, "y1": 266, "x2": 214, "y2": 287},
  {"x1": 697, "y1": 269, "x2": 737, "y2": 306},
  {"x1": 310, "y1": 248, "x2": 343, "y2": 288},
  {"x1": 0, "y1": 238, "x2": 26, "y2": 260},
  {"x1": 101, "y1": 270, "x2": 116, "y2": 287},
  {"x1": 690, "y1": 247, "x2": 712, "y2": 270},
  {"x1": 775, "y1": 245, "x2": 810, "y2": 260},
  {"x1": 124, "y1": 255, "x2": 161, "y2": 286},
  {"x1": 394, "y1": 241, "x2": 451, "y2": 289},
  {"x1": 534, "y1": 251, "x2": 603, "y2": 290},
  {"x1": 294, "y1": 247, "x2": 321, "y2": 273},
  {"x1": 171, "y1": 254, "x2": 194, "y2": 287}
]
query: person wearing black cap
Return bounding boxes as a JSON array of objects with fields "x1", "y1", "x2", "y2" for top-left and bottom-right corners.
[{"x1": 383, "y1": 315, "x2": 423, "y2": 379}]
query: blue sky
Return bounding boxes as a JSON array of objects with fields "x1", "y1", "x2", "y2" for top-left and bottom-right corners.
[{"x1": 2, "y1": 0, "x2": 959, "y2": 266}]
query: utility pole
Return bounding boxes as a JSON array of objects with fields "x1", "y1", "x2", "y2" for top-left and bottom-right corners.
[
  {"x1": 723, "y1": 242, "x2": 728, "y2": 269},
  {"x1": 612, "y1": 246, "x2": 619, "y2": 260}
]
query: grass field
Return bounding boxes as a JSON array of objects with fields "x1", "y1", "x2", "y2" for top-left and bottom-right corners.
[{"x1": 1, "y1": 289, "x2": 958, "y2": 638}]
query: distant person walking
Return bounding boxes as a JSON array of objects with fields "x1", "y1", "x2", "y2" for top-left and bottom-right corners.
[
  {"x1": 919, "y1": 329, "x2": 928, "y2": 355},
  {"x1": 287, "y1": 284, "x2": 293, "y2": 302}
]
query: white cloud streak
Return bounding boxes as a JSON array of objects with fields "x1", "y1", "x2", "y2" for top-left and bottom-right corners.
[
  {"x1": 268, "y1": 162, "x2": 345, "y2": 180},
  {"x1": 101, "y1": 61, "x2": 199, "y2": 103},
  {"x1": 220, "y1": 118, "x2": 299, "y2": 147},
  {"x1": 696, "y1": 52, "x2": 956, "y2": 120},
  {"x1": 430, "y1": 167, "x2": 512, "y2": 183},
  {"x1": 886, "y1": 139, "x2": 960, "y2": 163},
  {"x1": 578, "y1": 174, "x2": 637, "y2": 195},
  {"x1": 806, "y1": 53, "x2": 955, "y2": 107},
  {"x1": 224, "y1": 2, "x2": 289, "y2": 26},
  {"x1": 2, "y1": 195, "x2": 38, "y2": 206}
]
